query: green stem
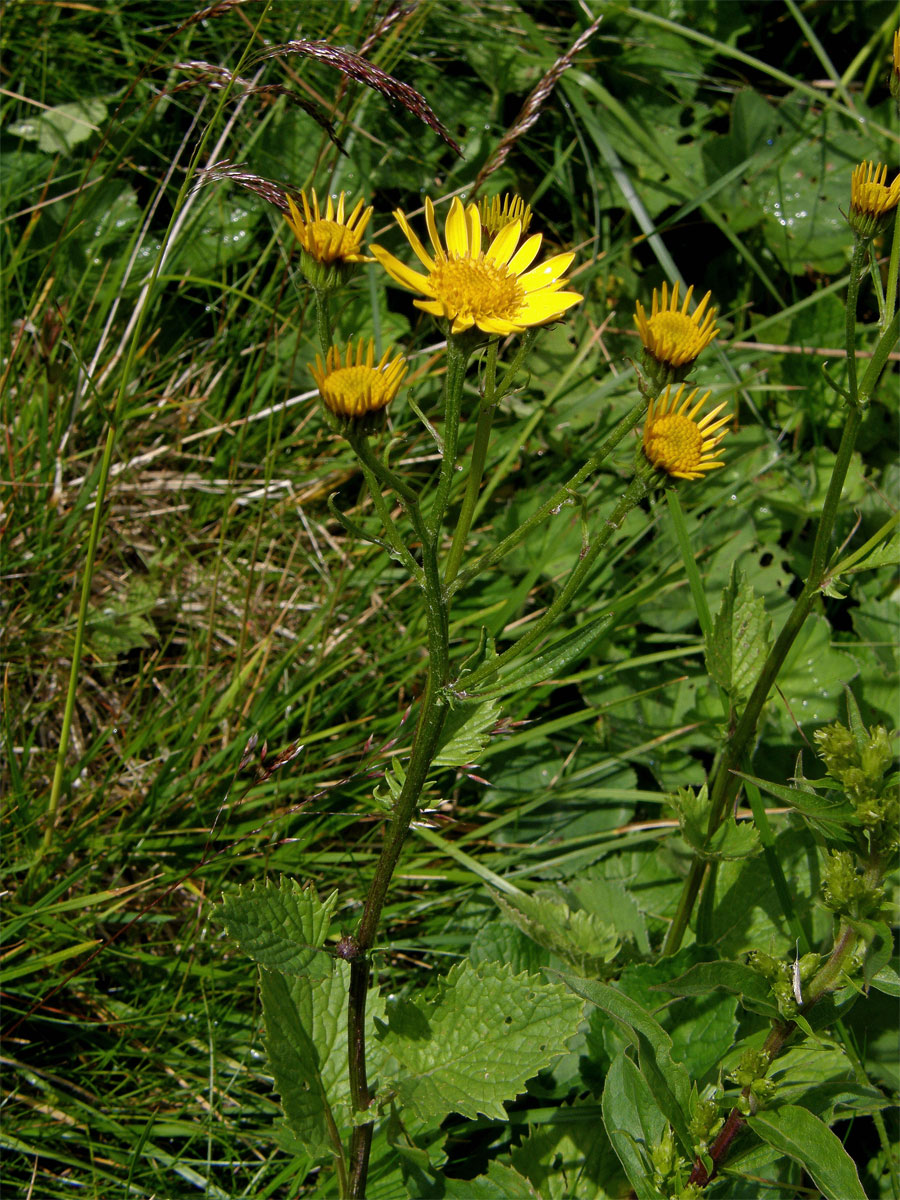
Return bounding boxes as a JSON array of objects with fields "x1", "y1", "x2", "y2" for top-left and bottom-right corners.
[
  {"x1": 883, "y1": 203, "x2": 900, "y2": 330},
  {"x1": 348, "y1": 435, "x2": 423, "y2": 585},
  {"x1": 426, "y1": 335, "x2": 470, "y2": 538},
  {"x1": 663, "y1": 239, "x2": 874, "y2": 957},
  {"x1": 451, "y1": 396, "x2": 648, "y2": 595},
  {"x1": 345, "y1": 335, "x2": 470, "y2": 1200},
  {"x1": 665, "y1": 489, "x2": 713, "y2": 644},
  {"x1": 444, "y1": 340, "x2": 498, "y2": 586},
  {"x1": 315, "y1": 288, "x2": 333, "y2": 357}
]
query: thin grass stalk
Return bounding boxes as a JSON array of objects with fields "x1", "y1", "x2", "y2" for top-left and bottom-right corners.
[{"x1": 22, "y1": 8, "x2": 271, "y2": 895}]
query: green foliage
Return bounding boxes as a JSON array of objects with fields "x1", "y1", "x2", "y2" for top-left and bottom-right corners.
[{"x1": 3, "y1": 1, "x2": 897, "y2": 1197}]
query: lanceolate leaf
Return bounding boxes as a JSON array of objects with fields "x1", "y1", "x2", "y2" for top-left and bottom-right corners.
[
  {"x1": 706, "y1": 567, "x2": 771, "y2": 703},
  {"x1": 747, "y1": 1105, "x2": 866, "y2": 1200},
  {"x1": 654, "y1": 959, "x2": 780, "y2": 1018},
  {"x1": 378, "y1": 961, "x2": 585, "y2": 1123},
  {"x1": 561, "y1": 975, "x2": 692, "y2": 1152},
  {"x1": 601, "y1": 1052, "x2": 667, "y2": 1200},
  {"x1": 490, "y1": 888, "x2": 620, "y2": 976}
]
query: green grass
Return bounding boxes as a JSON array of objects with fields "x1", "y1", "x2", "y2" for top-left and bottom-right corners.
[{"x1": 2, "y1": 1, "x2": 898, "y2": 1196}]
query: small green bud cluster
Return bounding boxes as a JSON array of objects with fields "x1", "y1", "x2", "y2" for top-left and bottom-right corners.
[
  {"x1": 729, "y1": 1047, "x2": 776, "y2": 1112},
  {"x1": 650, "y1": 1125, "x2": 695, "y2": 1199},
  {"x1": 823, "y1": 850, "x2": 885, "y2": 919},
  {"x1": 688, "y1": 1091, "x2": 722, "y2": 1151},
  {"x1": 748, "y1": 950, "x2": 820, "y2": 1016},
  {"x1": 814, "y1": 721, "x2": 898, "y2": 851}
]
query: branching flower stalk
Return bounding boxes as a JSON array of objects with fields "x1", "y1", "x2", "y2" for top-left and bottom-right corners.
[{"x1": 664, "y1": 197, "x2": 900, "y2": 957}]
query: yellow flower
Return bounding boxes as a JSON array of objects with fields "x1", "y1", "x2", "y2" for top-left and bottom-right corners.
[
  {"x1": 370, "y1": 196, "x2": 582, "y2": 337},
  {"x1": 642, "y1": 384, "x2": 730, "y2": 481},
  {"x1": 849, "y1": 161, "x2": 900, "y2": 237},
  {"x1": 477, "y1": 193, "x2": 532, "y2": 239},
  {"x1": 310, "y1": 339, "x2": 407, "y2": 422},
  {"x1": 286, "y1": 189, "x2": 373, "y2": 289},
  {"x1": 634, "y1": 283, "x2": 718, "y2": 377}
]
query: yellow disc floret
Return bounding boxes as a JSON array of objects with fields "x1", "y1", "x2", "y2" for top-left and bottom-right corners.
[{"x1": 310, "y1": 339, "x2": 407, "y2": 420}]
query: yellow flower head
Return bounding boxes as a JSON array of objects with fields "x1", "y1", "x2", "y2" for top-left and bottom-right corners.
[
  {"x1": 848, "y1": 161, "x2": 900, "y2": 238},
  {"x1": 634, "y1": 283, "x2": 718, "y2": 380},
  {"x1": 286, "y1": 189, "x2": 373, "y2": 289},
  {"x1": 477, "y1": 193, "x2": 533, "y2": 240},
  {"x1": 642, "y1": 384, "x2": 730, "y2": 481},
  {"x1": 370, "y1": 196, "x2": 582, "y2": 337},
  {"x1": 310, "y1": 339, "x2": 407, "y2": 423}
]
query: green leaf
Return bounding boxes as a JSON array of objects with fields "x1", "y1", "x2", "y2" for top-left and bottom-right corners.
[
  {"x1": 705, "y1": 566, "x2": 771, "y2": 703},
  {"x1": 600, "y1": 1052, "x2": 667, "y2": 1200},
  {"x1": 8, "y1": 98, "x2": 107, "y2": 152},
  {"x1": 671, "y1": 785, "x2": 761, "y2": 861},
  {"x1": 434, "y1": 696, "x2": 502, "y2": 766},
  {"x1": 441, "y1": 1161, "x2": 541, "y2": 1198},
  {"x1": 747, "y1": 1105, "x2": 866, "y2": 1200},
  {"x1": 734, "y1": 770, "x2": 858, "y2": 842},
  {"x1": 260, "y1": 962, "x2": 387, "y2": 1159},
  {"x1": 560, "y1": 975, "x2": 691, "y2": 1153},
  {"x1": 655, "y1": 959, "x2": 780, "y2": 1018},
  {"x1": 510, "y1": 1099, "x2": 627, "y2": 1199},
  {"x1": 217, "y1": 879, "x2": 338, "y2": 976},
  {"x1": 490, "y1": 888, "x2": 620, "y2": 976},
  {"x1": 378, "y1": 960, "x2": 585, "y2": 1123},
  {"x1": 870, "y1": 962, "x2": 900, "y2": 997}
]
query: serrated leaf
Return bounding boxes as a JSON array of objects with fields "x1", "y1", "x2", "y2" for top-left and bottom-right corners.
[
  {"x1": 434, "y1": 696, "x2": 501, "y2": 766},
  {"x1": 671, "y1": 786, "x2": 761, "y2": 861},
  {"x1": 561, "y1": 975, "x2": 691, "y2": 1152},
  {"x1": 378, "y1": 960, "x2": 584, "y2": 1123},
  {"x1": 706, "y1": 567, "x2": 771, "y2": 702},
  {"x1": 490, "y1": 888, "x2": 620, "y2": 976},
  {"x1": 734, "y1": 770, "x2": 858, "y2": 842},
  {"x1": 442, "y1": 1161, "x2": 540, "y2": 1198},
  {"x1": 601, "y1": 1053, "x2": 667, "y2": 1200},
  {"x1": 217, "y1": 879, "x2": 338, "y2": 975},
  {"x1": 568, "y1": 874, "x2": 650, "y2": 954},
  {"x1": 747, "y1": 1104, "x2": 866, "y2": 1200},
  {"x1": 260, "y1": 962, "x2": 387, "y2": 1159}
]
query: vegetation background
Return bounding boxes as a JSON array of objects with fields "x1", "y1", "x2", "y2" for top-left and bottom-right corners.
[{"x1": 2, "y1": 0, "x2": 897, "y2": 1196}]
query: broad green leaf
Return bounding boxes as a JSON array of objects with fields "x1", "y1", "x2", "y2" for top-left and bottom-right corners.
[
  {"x1": 601, "y1": 1052, "x2": 667, "y2": 1200},
  {"x1": 8, "y1": 98, "x2": 107, "y2": 152},
  {"x1": 260, "y1": 962, "x2": 387, "y2": 1159},
  {"x1": 747, "y1": 1104, "x2": 866, "y2": 1200},
  {"x1": 706, "y1": 566, "x2": 771, "y2": 702},
  {"x1": 378, "y1": 960, "x2": 585, "y2": 1123},
  {"x1": 490, "y1": 888, "x2": 620, "y2": 976},
  {"x1": 218, "y1": 879, "x2": 338, "y2": 976},
  {"x1": 442, "y1": 1160, "x2": 540, "y2": 1198},
  {"x1": 568, "y1": 873, "x2": 650, "y2": 954},
  {"x1": 870, "y1": 962, "x2": 900, "y2": 997},
  {"x1": 733, "y1": 769, "x2": 858, "y2": 842},
  {"x1": 561, "y1": 975, "x2": 691, "y2": 1152}
]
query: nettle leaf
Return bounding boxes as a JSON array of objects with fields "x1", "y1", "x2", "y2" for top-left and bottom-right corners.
[
  {"x1": 441, "y1": 1160, "x2": 540, "y2": 1198},
  {"x1": 671, "y1": 786, "x2": 761, "y2": 861},
  {"x1": 260, "y1": 962, "x2": 387, "y2": 1159},
  {"x1": 734, "y1": 769, "x2": 859, "y2": 843},
  {"x1": 434, "y1": 696, "x2": 502, "y2": 766},
  {"x1": 562, "y1": 975, "x2": 691, "y2": 1153},
  {"x1": 490, "y1": 888, "x2": 620, "y2": 976},
  {"x1": 378, "y1": 960, "x2": 584, "y2": 1123},
  {"x1": 600, "y1": 1052, "x2": 667, "y2": 1200},
  {"x1": 218, "y1": 878, "x2": 338, "y2": 976},
  {"x1": 706, "y1": 566, "x2": 771, "y2": 703},
  {"x1": 747, "y1": 1105, "x2": 866, "y2": 1200}
]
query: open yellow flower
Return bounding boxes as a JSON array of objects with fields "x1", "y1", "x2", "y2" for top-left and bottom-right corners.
[
  {"x1": 310, "y1": 339, "x2": 407, "y2": 421},
  {"x1": 634, "y1": 282, "x2": 718, "y2": 376},
  {"x1": 642, "y1": 384, "x2": 730, "y2": 481},
  {"x1": 848, "y1": 161, "x2": 900, "y2": 238},
  {"x1": 370, "y1": 196, "x2": 582, "y2": 337}
]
